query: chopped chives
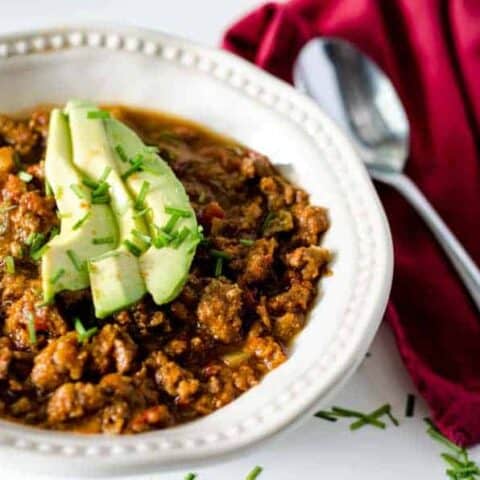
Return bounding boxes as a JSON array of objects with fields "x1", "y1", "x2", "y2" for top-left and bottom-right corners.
[
  {"x1": 239, "y1": 238, "x2": 254, "y2": 246},
  {"x1": 98, "y1": 166, "x2": 112, "y2": 183},
  {"x1": 133, "y1": 206, "x2": 152, "y2": 219},
  {"x1": 171, "y1": 227, "x2": 191, "y2": 248},
  {"x1": 245, "y1": 466, "x2": 263, "y2": 480},
  {"x1": 387, "y1": 409, "x2": 399, "y2": 427},
  {"x1": 92, "y1": 236, "x2": 114, "y2": 245},
  {"x1": 70, "y1": 184, "x2": 89, "y2": 199},
  {"x1": 82, "y1": 177, "x2": 99, "y2": 189},
  {"x1": 72, "y1": 211, "x2": 90, "y2": 230},
  {"x1": 115, "y1": 144, "x2": 129, "y2": 162},
  {"x1": 123, "y1": 239, "x2": 142, "y2": 257},
  {"x1": 164, "y1": 205, "x2": 192, "y2": 218},
  {"x1": 214, "y1": 257, "x2": 223, "y2": 277},
  {"x1": 131, "y1": 229, "x2": 151, "y2": 246},
  {"x1": 19, "y1": 171, "x2": 33, "y2": 183},
  {"x1": 424, "y1": 419, "x2": 464, "y2": 455},
  {"x1": 152, "y1": 229, "x2": 173, "y2": 248},
  {"x1": 163, "y1": 213, "x2": 180, "y2": 233},
  {"x1": 45, "y1": 180, "x2": 53, "y2": 196},
  {"x1": 121, "y1": 159, "x2": 143, "y2": 180},
  {"x1": 184, "y1": 474, "x2": 197, "y2": 480},
  {"x1": 27, "y1": 312, "x2": 36, "y2": 345},
  {"x1": 210, "y1": 249, "x2": 232, "y2": 260},
  {"x1": 27, "y1": 232, "x2": 47, "y2": 257},
  {"x1": 91, "y1": 194, "x2": 110, "y2": 204},
  {"x1": 92, "y1": 182, "x2": 110, "y2": 197},
  {"x1": 66, "y1": 249, "x2": 84, "y2": 271},
  {"x1": 0, "y1": 204, "x2": 18, "y2": 214},
  {"x1": 405, "y1": 394, "x2": 415, "y2": 417},
  {"x1": 135, "y1": 181, "x2": 150, "y2": 210},
  {"x1": 314, "y1": 411, "x2": 338, "y2": 422},
  {"x1": 262, "y1": 211, "x2": 276, "y2": 233},
  {"x1": 349, "y1": 404, "x2": 390, "y2": 430},
  {"x1": 74, "y1": 317, "x2": 98, "y2": 344},
  {"x1": 87, "y1": 110, "x2": 110, "y2": 119},
  {"x1": 50, "y1": 268, "x2": 66, "y2": 284},
  {"x1": 30, "y1": 244, "x2": 49, "y2": 261},
  {"x1": 4, "y1": 255, "x2": 15, "y2": 274}
]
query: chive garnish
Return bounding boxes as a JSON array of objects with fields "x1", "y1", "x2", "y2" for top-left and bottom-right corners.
[
  {"x1": 214, "y1": 257, "x2": 223, "y2": 277},
  {"x1": 74, "y1": 318, "x2": 98, "y2": 344},
  {"x1": 163, "y1": 213, "x2": 180, "y2": 233},
  {"x1": 135, "y1": 181, "x2": 150, "y2": 210},
  {"x1": 262, "y1": 211, "x2": 275, "y2": 233},
  {"x1": 72, "y1": 211, "x2": 90, "y2": 230},
  {"x1": 171, "y1": 227, "x2": 191, "y2": 248},
  {"x1": 45, "y1": 180, "x2": 53, "y2": 197},
  {"x1": 50, "y1": 268, "x2": 65, "y2": 284},
  {"x1": 152, "y1": 229, "x2": 173, "y2": 248},
  {"x1": 349, "y1": 404, "x2": 390, "y2": 430},
  {"x1": 4, "y1": 256, "x2": 15, "y2": 274},
  {"x1": 26, "y1": 232, "x2": 47, "y2": 258},
  {"x1": 314, "y1": 411, "x2": 338, "y2": 422},
  {"x1": 246, "y1": 466, "x2": 263, "y2": 480},
  {"x1": 91, "y1": 195, "x2": 110, "y2": 204},
  {"x1": 121, "y1": 158, "x2": 143, "y2": 180},
  {"x1": 66, "y1": 249, "x2": 85, "y2": 271},
  {"x1": 98, "y1": 166, "x2": 112, "y2": 183},
  {"x1": 123, "y1": 239, "x2": 142, "y2": 257},
  {"x1": 82, "y1": 177, "x2": 99, "y2": 189},
  {"x1": 115, "y1": 144, "x2": 129, "y2": 162},
  {"x1": 184, "y1": 474, "x2": 197, "y2": 480},
  {"x1": 131, "y1": 229, "x2": 151, "y2": 246},
  {"x1": 0, "y1": 204, "x2": 18, "y2": 214},
  {"x1": 133, "y1": 206, "x2": 152, "y2": 219},
  {"x1": 405, "y1": 394, "x2": 415, "y2": 417},
  {"x1": 92, "y1": 236, "x2": 114, "y2": 245},
  {"x1": 27, "y1": 312, "x2": 36, "y2": 345},
  {"x1": 30, "y1": 244, "x2": 49, "y2": 261},
  {"x1": 70, "y1": 184, "x2": 88, "y2": 200},
  {"x1": 239, "y1": 238, "x2": 254, "y2": 246},
  {"x1": 210, "y1": 249, "x2": 232, "y2": 260},
  {"x1": 425, "y1": 417, "x2": 480, "y2": 478},
  {"x1": 92, "y1": 181, "x2": 109, "y2": 197},
  {"x1": 164, "y1": 206, "x2": 192, "y2": 218},
  {"x1": 87, "y1": 110, "x2": 110, "y2": 119},
  {"x1": 19, "y1": 171, "x2": 33, "y2": 183}
]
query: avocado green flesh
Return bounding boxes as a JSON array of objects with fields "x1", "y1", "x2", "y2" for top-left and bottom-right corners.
[
  {"x1": 105, "y1": 119, "x2": 198, "y2": 305},
  {"x1": 66, "y1": 102, "x2": 148, "y2": 317},
  {"x1": 41, "y1": 109, "x2": 118, "y2": 303}
]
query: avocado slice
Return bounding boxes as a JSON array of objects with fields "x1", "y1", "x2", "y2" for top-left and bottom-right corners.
[
  {"x1": 66, "y1": 102, "x2": 148, "y2": 317},
  {"x1": 41, "y1": 109, "x2": 118, "y2": 303},
  {"x1": 105, "y1": 119, "x2": 199, "y2": 305}
]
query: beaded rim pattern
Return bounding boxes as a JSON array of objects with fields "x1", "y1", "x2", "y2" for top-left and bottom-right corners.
[{"x1": 0, "y1": 25, "x2": 392, "y2": 471}]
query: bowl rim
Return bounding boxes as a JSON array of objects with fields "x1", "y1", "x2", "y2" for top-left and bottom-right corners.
[{"x1": 0, "y1": 23, "x2": 393, "y2": 474}]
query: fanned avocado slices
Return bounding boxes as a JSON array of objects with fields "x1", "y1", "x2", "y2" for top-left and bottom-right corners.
[
  {"x1": 66, "y1": 101, "x2": 148, "y2": 318},
  {"x1": 105, "y1": 118, "x2": 199, "y2": 305},
  {"x1": 41, "y1": 109, "x2": 118, "y2": 303}
]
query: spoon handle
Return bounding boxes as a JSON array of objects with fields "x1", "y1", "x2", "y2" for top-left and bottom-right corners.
[{"x1": 370, "y1": 168, "x2": 480, "y2": 310}]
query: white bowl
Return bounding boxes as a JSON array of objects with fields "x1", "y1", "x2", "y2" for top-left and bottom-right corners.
[{"x1": 0, "y1": 25, "x2": 393, "y2": 476}]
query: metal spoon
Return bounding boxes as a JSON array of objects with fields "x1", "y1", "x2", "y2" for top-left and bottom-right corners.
[{"x1": 294, "y1": 37, "x2": 480, "y2": 310}]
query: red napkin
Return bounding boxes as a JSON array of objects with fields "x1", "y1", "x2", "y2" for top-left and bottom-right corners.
[{"x1": 223, "y1": 0, "x2": 480, "y2": 447}]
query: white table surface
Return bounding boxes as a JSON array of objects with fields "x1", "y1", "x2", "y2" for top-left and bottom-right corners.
[{"x1": 1, "y1": 1, "x2": 477, "y2": 478}]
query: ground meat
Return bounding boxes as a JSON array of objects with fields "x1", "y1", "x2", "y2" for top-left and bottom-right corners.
[
  {"x1": 0, "y1": 106, "x2": 330, "y2": 434},
  {"x1": 197, "y1": 279, "x2": 243, "y2": 342},
  {"x1": 292, "y1": 204, "x2": 329, "y2": 245},
  {"x1": 146, "y1": 351, "x2": 199, "y2": 404},
  {"x1": 31, "y1": 332, "x2": 88, "y2": 391},
  {"x1": 47, "y1": 382, "x2": 104, "y2": 423},
  {"x1": 90, "y1": 324, "x2": 137, "y2": 375},
  {"x1": 0, "y1": 115, "x2": 39, "y2": 157},
  {"x1": 242, "y1": 238, "x2": 277, "y2": 284},
  {"x1": 245, "y1": 335, "x2": 286, "y2": 371},
  {"x1": 285, "y1": 246, "x2": 331, "y2": 280},
  {"x1": 268, "y1": 281, "x2": 314, "y2": 314},
  {"x1": 273, "y1": 312, "x2": 305, "y2": 343},
  {"x1": 130, "y1": 405, "x2": 172, "y2": 433},
  {"x1": 0, "y1": 337, "x2": 12, "y2": 379}
]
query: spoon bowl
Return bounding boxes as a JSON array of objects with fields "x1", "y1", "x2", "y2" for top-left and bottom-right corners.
[{"x1": 294, "y1": 37, "x2": 480, "y2": 310}]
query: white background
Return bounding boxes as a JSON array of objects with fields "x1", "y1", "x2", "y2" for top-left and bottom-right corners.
[{"x1": 0, "y1": 1, "x2": 477, "y2": 479}]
